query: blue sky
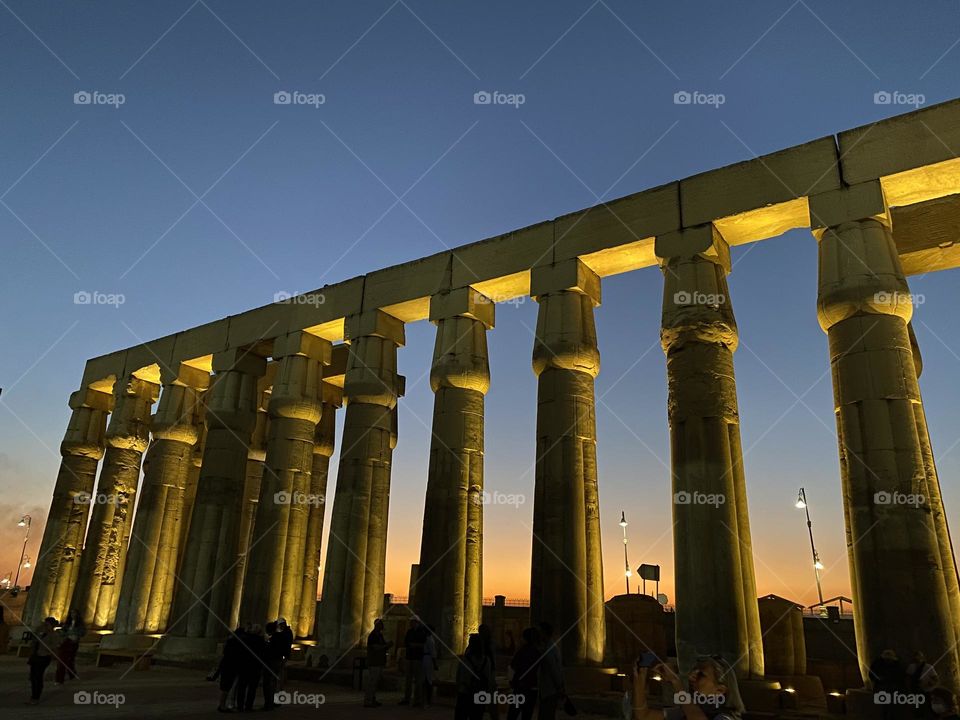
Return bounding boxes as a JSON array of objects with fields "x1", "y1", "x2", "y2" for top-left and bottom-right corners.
[{"x1": 2, "y1": 0, "x2": 960, "y2": 603}]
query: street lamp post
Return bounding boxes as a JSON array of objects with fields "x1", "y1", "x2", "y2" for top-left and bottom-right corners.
[
  {"x1": 14, "y1": 514, "x2": 31, "y2": 590},
  {"x1": 619, "y1": 511, "x2": 631, "y2": 594},
  {"x1": 795, "y1": 489, "x2": 824, "y2": 605}
]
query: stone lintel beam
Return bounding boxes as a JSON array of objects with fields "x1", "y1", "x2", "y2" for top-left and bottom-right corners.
[{"x1": 530, "y1": 257, "x2": 601, "y2": 305}]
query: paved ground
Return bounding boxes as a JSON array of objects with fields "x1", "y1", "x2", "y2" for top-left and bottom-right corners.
[{"x1": 0, "y1": 654, "x2": 617, "y2": 718}]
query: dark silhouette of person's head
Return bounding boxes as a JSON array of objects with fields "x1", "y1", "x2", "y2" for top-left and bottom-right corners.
[
  {"x1": 265, "y1": 621, "x2": 277, "y2": 635},
  {"x1": 539, "y1": 622, "x2": 553, "y2": 642},
  {"x1": 466, "y1": 633, "x2": 483, "y2": 657},
  {"x1": 522, "y1": 627, "x2": 540, "y2": 646}
]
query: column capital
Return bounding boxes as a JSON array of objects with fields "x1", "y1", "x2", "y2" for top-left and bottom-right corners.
[
  {"x1": 809, "y1": 180, "x2": 888, "y2": 235},
  {"x1": 344, "y1": 309, "x2": 405, "y2": 346},
  {"x1": 212, "y1": 348, "x2": 268, "y2": 377},
  {"x1": 106, "y1": 375, "x2": 160, "y2": 452},
  {"x1": 655, "y1": 223, "x2": 730, "y2": 273},
  {"x1": 159, "y1": 362, "x2": 211, "y2": 391},
  {"x1": 62, "y1": 387, "x2": 112, "y2": 458},
  {"x1": 272, "y1": 330, "x2": 332, "y2": 364},
  {"x1": 429, "y1": 286, "x2": 495, "y2": 329},
  {"x1": 530, "y1": 258, "x2": 601, "y2": 306}
]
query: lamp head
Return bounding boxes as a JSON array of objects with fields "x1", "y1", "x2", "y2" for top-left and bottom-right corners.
[
  {"x1": 795, "y1": 489, "x2": 806, "y2": 509},
  {"x1": 619, "y1": 511, "x2": 627, "y2": 528}
]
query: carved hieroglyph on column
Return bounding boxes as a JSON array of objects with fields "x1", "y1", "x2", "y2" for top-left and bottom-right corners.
[
  {"x1": 161, "y1": 349, "x2": 265, "y2": 655},
  {"x1": 71, "y1": 375, "x2": 159, "y2": 629},
  {"x1": 529, "y1": 259, "x2": 605, "y2": 666},
  {"x1": 242, "y1": 332, "x2": 331, "y2": 627},
  {"x1": 812, "y1": 181, "x2": 960, "y2": 690},
  {"x1": 230, "y1": 366, "x2": 273, "y2": 630},
  {"x1": 656, "y1": 225, "x2": 763, "y2": 679},
  {"x1": 296, "y1": 383, "x2": 341, "y2": 639},
  {"x1": 24, "y1": 387, "x2": 112, "y2": 626},
  {"x1": 111, "y1": 364, "x2": 207, "y2": 639},
  {"x1": 416, "y1": 287, "x2": 493, "y2": 657},
  {"x1": 318, "y1": 310, "x2": 404, "y2": 655}
]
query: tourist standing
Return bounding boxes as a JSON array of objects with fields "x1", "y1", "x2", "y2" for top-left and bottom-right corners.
[
  {"x1": 871, "y1": 649, "x2": 906, "y2": 720},
  {"x1": 400, "y1": 617, "x2": 426, "y2": 706},
  {"x1": 907, "y1": 651, "x2": 939, "y2": 717},
  {"x1": 537, "y1": 623, "x2": 564, "y2": 720},
  {"x1": 422, "y1": 624, "x2": 438, "y2": 707},
  {"x1": 364, "y1": 618, "x2": 391, "y2": 707},
  {"x1": 26, "y1": 617, "x2": 58, "y2": 705},
  {"x1": 507, "y1": 627, "x2": 541, "y2": 720},
  {"x1": 274, "y1": 617, "x2": 294, "y2": 690},
  {"x1": 235, "y1": 624, "x2": 266, "y2": 711},
  {"x1": 262, "y1": 621, "x2": 283, "y2": 710},
  {"x1": 456, "y1": 633, "x2": 494, "y2": 720},
  {"x1": 54, "y1": 608, "x2": 85, "y2": 684},
  {"x1": 216, "y1": 626, "x2": 244, "y2": 712},
  {"x1": 478, "y1": 623, "x2": 500, "y2": 718}
]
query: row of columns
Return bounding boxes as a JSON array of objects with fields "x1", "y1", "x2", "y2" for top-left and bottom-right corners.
[{"x1": 23, "y1": 204, "x2": 960, "y2": 690}]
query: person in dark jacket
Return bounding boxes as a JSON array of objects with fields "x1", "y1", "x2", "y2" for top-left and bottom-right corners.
[
  {"x1": 54, "y1": 608, "x2": 85, "y2": 684},
  {"x1": 262, "y1": 621, "x2": 284, "y2": 710},
  {"x1": 478, "y1": 623, "x2": 499, "y2": 719},
  {"x1": 871, "y1": 649, "x2": 906, "y2": 720},
  {"x1": 364, "y1": 618, "x2": 392, "y2": 707},
  {"x1": 400, "y1": 617, "x2": 427, "y2": 706},
  {"x1": 507, "y1": 627, "x2": 541, "y2": 720},
  {"x1": 26, "y1": 617, "x2": 58, "y2": 704},
  {"x1": 235, "y1": 624, "x2": 266, "y2": 711},
  {"x1": 217, "y1": 626, "x2": 245, "y2": 712},
  {"x1": 456, "y1": 633, "x2": 494, "y2": 720},
  {"x1": 274, "y1": 617, "x2": 294, "y2": 690}
]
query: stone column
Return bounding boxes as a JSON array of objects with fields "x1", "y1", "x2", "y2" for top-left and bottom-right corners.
[
  {"x1": 811, "y1": 181, "x2": 960, "y2": 690},
  {"x1": 242, "y1": 332, "x2": 331, "y2": 627},
  {"x1": 111, "y1": 364, "x2": 207, "y2": 640},
  {"x1": 317, "y1": 310, "x2": 404, "y2": 656},
  {"x1": 230, "y1": 367, "x2": 272, "y2": 630},
  {"x1": 656, "y1": 225, "x2": 763, "y2": 679},
  {"x1": 71, "y1": 375, "x2": 159, "y2": 629},
  {"x1": 529, "y1": 259, "x2": 605, "y2": 666},
  {"x1": 415, "y1": 287, "x2": 493, "y2": 657},
  {"x1": 178, "y1": 400, "x2": 207, "y2": 574},
  {"x1": 24, "y1": 387, "x2": 112, "y2": 626},
  {"x1": 160, "y1": 349, "x2": 266, "y2": 658},
  {"x1": 296, "y1": 383, "x2": 341, "y2": 639}
]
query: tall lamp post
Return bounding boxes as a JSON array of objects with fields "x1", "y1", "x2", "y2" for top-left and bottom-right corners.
[
  {"x1": 795, "y1": 489, "x2": 824, "y2": 605},
  {"x1": 619, "y1": 511, "x2": 631, "y2": 594},
  {"x1": 14, "y1": 514, "x2": 31, "y2": 590}
]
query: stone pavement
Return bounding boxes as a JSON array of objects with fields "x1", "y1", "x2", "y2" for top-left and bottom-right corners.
[{"x1": 0, "y1": 655, "x2": 615, "y2": 719}]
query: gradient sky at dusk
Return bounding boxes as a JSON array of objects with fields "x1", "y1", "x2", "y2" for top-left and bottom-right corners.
[{"x1": 2, "y1": 1, "x2": 960, "y2": 608}]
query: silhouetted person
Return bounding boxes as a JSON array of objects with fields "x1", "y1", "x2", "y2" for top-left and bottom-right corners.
[
  {"x1": 871, "y1": 649, "x2": 906, "y2": 720},
  {"x1": 631, "y1": 654, "x2": 745, "y2": 720},
  {"x1": 26, "y1": 616, "x2": 57, "y2": 704},
  {"x1": 216, "y1": 626, "x2": 244, "y2": 712},
  {"x1": 507, "y1": 627, "x2": 541, "y2": 720},
  {"x1": 236, "y1": 624, "x2": 266, "y2": 711},
  {"x1": 456, "y1": 633, "x2": 494, "y2": 720},
  {"x1": 478, "y1": 623, "x2": 499, "y2": 718},
  {"x1": 907, "y1": 651, "x2": 939, "y2": 717},
  {"x1": 422, "y1": 624, "x2": 438, "y2": 707},
  {"x1": 400, "y1": 617, "x2": 427, "y2": 706},
  {"x1": 364, "y1": 618, "x2": 392, "y2": 707},
  {"x1": 930, "y1": 687, "x2": 960, "y2": 719},
  {"x1": 537, "y1": 622, "x2": 564, "y2": 720},
  {"x1": 54, "y1": 608, "x2": 85, "y2": 684},
  {"x1": 262, "y1": 621, "x2": 283, "y2": 710},
  {"x1": 274, "y1": 617, "x2": 294, "y2": 689}
]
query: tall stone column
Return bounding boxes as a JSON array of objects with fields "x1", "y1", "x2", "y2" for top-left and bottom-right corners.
[
  {"x1": 655, "y1": 225, "x2": 762, "y2": 678},
  {"x1": 24, "y1": 387, "x2": 112, "y2": 626},
  {"x1": 296, "y1": 383, "x2": 341, "y2": 639},
  {"x1": 242, "y1": 332, "x2": 331, "y2": 627},
  {"x1": 160, "y1": 349, "x2": 266, "y2": 658},
  {"x1": 110, "y1": 364, "x2": 207, "y2": 640},
  {"x1": 811, "y1": 181, "x2": 960, "y2": 690},
  {"x1": 317, "y1": 310, "x2": 404, "y2": 656},
  {"x1": 416, "y1": 287, "x2": 493, "y2": 657},
  {"x1": 529, "y1": 259, "x2": 605, "y2": 666},
  {"x1": 71, "y1": 376, "x2": 159, "y2": 629},
  {"x1": 178, "y1": 400, "x2": 207, "y2": 574},
  {"x1": 230, "y1": 368, "x2": 272, "y2": 630}
]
